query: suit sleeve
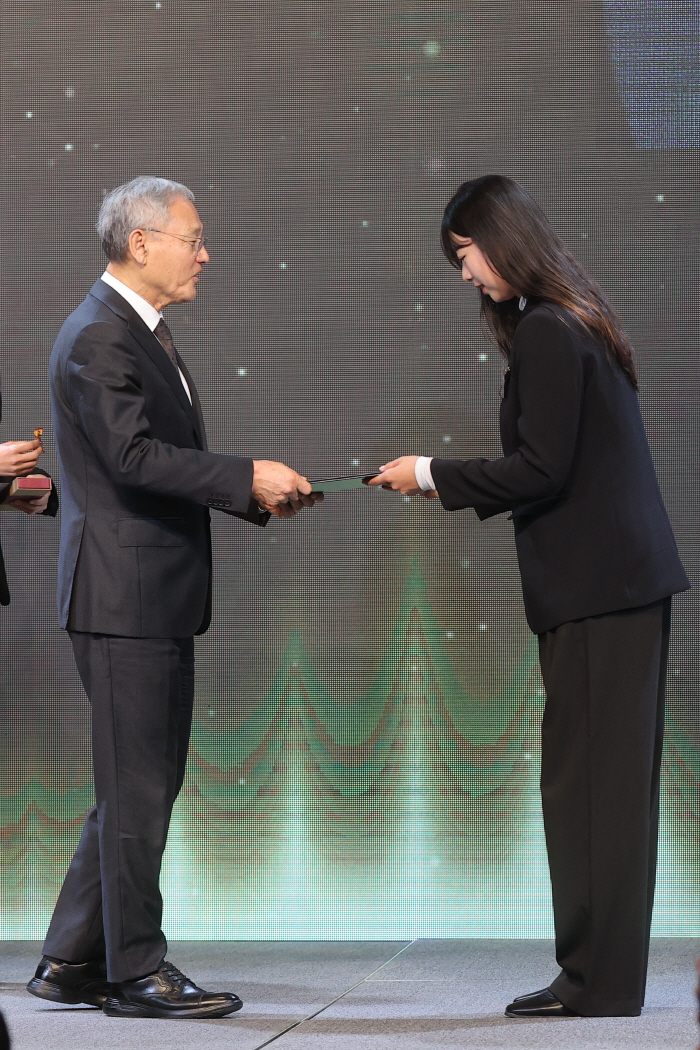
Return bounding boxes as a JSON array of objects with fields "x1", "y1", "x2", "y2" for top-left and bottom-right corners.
[
  {"x1": 430, "y1": 311, "x2": 584, "y2": 515},
  {"x1": 61, "y1": 321, "x2": 256, "y2": 515},
  {"x1": 216, "y1": 498, "x2": 271, "y2": 527}
]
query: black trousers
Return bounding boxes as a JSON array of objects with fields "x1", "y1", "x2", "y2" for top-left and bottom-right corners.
[
  {"x1": 538, "y1": 598, "x2": 670, "y2": 1017},
  {"x1": 43, "y1": 632, "x2": 195, "y2": 983}
]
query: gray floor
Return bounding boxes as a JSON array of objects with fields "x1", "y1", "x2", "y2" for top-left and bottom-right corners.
[{"x1": 0, "y1": 939, "x2": 697, "y2": 1050}]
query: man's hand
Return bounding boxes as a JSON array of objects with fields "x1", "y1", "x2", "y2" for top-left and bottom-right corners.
[
  {"x1": 252, "y1": 460, "x2": 323, "y2": 516},
  {"x1": 267, "y1": 493, "x2": 324, "y2": 518},
  {"x1": 0, "y1": 438, "x2": 43, "y2": 477},
  {"x1": 367, "y1": 456, "x2": 439, "y2": 498},
  {"x1": 3, "y1": 474, "x2": 51, "y2": 515}
]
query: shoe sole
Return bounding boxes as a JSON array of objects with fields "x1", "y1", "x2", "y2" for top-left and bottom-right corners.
[
  {"x1": 505, "y1": 1007, "x2": 575, "y2": 1018},
  {"x1": 103, "y1": 997, "x2": 243, "y2": 1019},
  {"x1": 26, "y1": 978, "x2": 106, "y2": 1008}
]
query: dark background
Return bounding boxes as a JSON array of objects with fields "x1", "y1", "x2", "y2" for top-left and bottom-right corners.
[{"x1": 1, "y1": 0, "x2": 697, "y2": 938}]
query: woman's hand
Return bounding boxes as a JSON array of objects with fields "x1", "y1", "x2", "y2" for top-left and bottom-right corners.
[
  {"x1": 368, "y1": 456, "x2": 439, "y2": 498},
  {"x1": 0, "y1": 438, "x2": 43, "y2": 477},
  {"x1": 5, "y1": 494, "x2": 51, "y2": 515}
]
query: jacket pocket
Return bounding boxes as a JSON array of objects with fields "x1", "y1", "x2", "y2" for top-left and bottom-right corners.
[{"x1": 117, "y1": 517, "x2": 188, "y2": 547}]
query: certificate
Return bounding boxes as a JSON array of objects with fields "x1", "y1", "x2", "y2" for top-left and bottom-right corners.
[{"x1": 310, "y1": 474, "x2": 379, "y2": 492}]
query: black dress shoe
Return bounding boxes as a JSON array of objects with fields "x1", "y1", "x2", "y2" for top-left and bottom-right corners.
[
  {"x1": 505, "y1": 987, "x2": 577, "y2": 1017},
  {"x1": 26, "y1": 956, "x2": 110, "y2": 1007},
  {"x1": 103, "y1": 960, "x2": 243, "y2": 1019}
]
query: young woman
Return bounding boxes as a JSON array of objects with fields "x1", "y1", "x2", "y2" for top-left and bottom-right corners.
[{"x1": 370, "y1": 175, "x2": 688, "y2": 1018}]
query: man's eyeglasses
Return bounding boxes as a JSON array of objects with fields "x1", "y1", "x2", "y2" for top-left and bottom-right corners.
[{"x1": 142, "y1": 228, "x2": 208, "y2": 253}]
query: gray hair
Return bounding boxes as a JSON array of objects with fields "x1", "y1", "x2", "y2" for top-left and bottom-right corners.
[{"x1": 96, "y1": 176, "x2": 195, "y2": 261}]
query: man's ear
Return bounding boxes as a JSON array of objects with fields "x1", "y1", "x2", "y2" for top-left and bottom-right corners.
[{"x1": 127, "y1": 228, "x2": 149, "y2": 265}]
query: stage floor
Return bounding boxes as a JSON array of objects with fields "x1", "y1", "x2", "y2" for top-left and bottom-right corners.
[{"x1": 0, "y1": 939, "x2": 696, "y2": 1049}]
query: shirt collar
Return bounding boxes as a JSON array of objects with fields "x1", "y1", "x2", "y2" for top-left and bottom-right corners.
[{"x1": 100, "y1": 271, "x2": 162, "y2": 332}]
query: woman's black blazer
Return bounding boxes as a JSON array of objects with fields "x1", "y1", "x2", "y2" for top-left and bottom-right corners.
[{"x1": 430, "y1": 301, "x2": 689, "y2": 634}]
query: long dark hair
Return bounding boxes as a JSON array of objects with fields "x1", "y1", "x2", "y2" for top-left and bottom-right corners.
[{"x1": 441, "y1": 175, "x2": 638, "y2": 389}]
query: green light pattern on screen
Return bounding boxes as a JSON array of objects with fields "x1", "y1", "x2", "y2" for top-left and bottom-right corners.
[{"x1": 1, "y1": 565, "x2": 697, "y2": 939}]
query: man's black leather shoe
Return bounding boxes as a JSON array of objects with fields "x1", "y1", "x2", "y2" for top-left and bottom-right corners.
[
  {"x1": 26, "y1": 956, "x2": 110, "y2": 1007},
  {"x1": 505, "y1": 987, "x2": 577, "y2": 1017},
  {"x1": 103, "y1": 960, "x2": 243, "y2": 1019}
]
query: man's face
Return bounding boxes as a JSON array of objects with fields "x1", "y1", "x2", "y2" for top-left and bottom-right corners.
[{"x1": 141, "y1": 197, "x2": 209, "y2": 308}]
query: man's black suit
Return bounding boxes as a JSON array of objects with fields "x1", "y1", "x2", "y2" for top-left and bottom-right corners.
[
  {"x1": 431, "y1": 301, "x2": 688, "y2": 1016},
  {"x1": 50, "y1": 279, "x2": 264, "y2": 637},
  {"x1": 43, "y1": 279, "x2": 267, "y2": 982}
]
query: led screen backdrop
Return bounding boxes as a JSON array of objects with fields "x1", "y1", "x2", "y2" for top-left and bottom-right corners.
[{"x1": 1, "y1": 0, "x2": 698, "y2": 939}]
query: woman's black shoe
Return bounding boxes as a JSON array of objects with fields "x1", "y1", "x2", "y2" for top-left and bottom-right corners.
[
  {"x1": 103, "y1": 960, "x2": 243, "y2": 1019},
  {"x1": 26, "y1": 956, "x2": 110, "y2": 1007},
  {"x1": 505, "y1": 987, "x2": 577, "y2": 1017}
]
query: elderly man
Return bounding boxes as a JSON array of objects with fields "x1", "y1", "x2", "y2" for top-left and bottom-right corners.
[{"x1": 27, "y1": 176, "x2": 320, "y2": 1019}]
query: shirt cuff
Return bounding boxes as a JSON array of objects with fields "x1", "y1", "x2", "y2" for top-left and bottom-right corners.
[{"x1": 415, "y1": 456, "x2": 435, "y2": 492}]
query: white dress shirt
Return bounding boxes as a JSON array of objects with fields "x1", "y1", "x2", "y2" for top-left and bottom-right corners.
[
  {"x1": 100, "y1": 271, "x2": 192, "y2": 403},
  {"x1": 415, "y1": 456, "x2": 435, "y2": 491}
]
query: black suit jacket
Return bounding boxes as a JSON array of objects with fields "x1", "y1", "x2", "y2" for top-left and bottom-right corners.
[
  {"x1": 49, "y1": 279, "x2": 267, "y2": 637},
  {"x1": 0, "y1": 393, "x2": 58, "y2": 606},
  {"x1": 431, "y1": 301, "x2": 689, "y2": 634}
]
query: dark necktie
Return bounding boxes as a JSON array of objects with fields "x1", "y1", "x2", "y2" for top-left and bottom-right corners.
[{"x1": 154, "y1": 318, "x2": 179, "y2": 371}]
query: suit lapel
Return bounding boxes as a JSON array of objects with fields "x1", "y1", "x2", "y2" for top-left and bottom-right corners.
[
  {"x1": 88, "y1": 279, "x2": 202, "y2": 436},
  {"x1": 129, "y1": 319, "x2": 198, "y2": 424},
  {"x1": 175, "y1": 354, "x2": 207, "y2": 450}
]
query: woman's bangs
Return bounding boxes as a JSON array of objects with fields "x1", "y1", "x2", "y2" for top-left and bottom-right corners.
[{"x1": 440, "y1": 220, "x2": 467, "y2": 269}]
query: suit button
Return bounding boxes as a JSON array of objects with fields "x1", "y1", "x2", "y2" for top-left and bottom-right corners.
[
  {"x1": 224, "y1": 500, "x2": 231, "y2": 507},
  {"x1": 207, "y1": 499, "x2": 214, "y2": 506}
]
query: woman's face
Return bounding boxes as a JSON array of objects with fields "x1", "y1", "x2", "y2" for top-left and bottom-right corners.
[{"x1": 449, "y1": 232, "x2": 518, "y2": 302}]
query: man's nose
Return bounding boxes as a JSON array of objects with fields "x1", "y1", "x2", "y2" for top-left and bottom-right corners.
[{"x1": 198, "y1": 245, "x2": 210, "y2": 263}]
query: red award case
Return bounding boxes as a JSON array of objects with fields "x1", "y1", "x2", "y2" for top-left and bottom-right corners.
[{"x1": 0, "y1": 476, "x2": 52, "y2": 510}]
